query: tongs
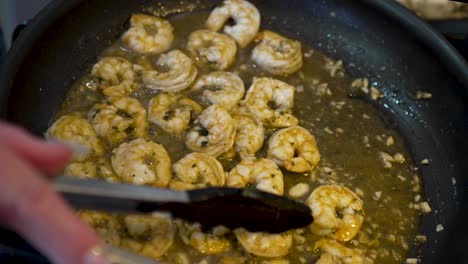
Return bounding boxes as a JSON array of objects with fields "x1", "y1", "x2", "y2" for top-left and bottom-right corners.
[{"x1": 54, "y1": 177, "x2": 313, "y2": 233}]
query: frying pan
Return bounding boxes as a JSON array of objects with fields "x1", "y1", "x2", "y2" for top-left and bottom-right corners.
[{"x1": 0, "y1": 0, "x2": 467, "y2": 263}]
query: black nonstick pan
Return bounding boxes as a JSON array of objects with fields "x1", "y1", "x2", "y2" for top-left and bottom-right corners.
[{"x1": 0, "y1": 0, "x2": 467, "y2": 263}]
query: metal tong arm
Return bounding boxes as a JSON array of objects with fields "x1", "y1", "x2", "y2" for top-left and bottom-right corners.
[{"x1": 53, "y1": 177, "x2": 189, "y2": 214}]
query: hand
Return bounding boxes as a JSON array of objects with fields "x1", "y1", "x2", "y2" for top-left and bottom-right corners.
[{"x1": 0, "y1": 122, "x2": 107, "y2": 264}]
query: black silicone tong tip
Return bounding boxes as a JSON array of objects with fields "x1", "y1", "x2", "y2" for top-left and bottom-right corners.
[{"x1": 172, "y1": 187, "x2": 314, "y2": 233}]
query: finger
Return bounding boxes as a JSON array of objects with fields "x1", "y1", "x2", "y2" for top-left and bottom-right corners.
[
  {"x1": 0, "y1": 122, "x2": 72, "y2": 175},
  {"x1": 0, "y1": 145, "x2": 102, "y2": 264}
]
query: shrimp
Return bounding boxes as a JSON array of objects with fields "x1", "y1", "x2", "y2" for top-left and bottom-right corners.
[
  {"x1": 243, "y1": 77, "x2": 298, "y2": 128},
  {"x1": 121, "y1": 214, "x2": 175, "y2": 259},
  {"x1": 142, "y1": 49, "x2": 198, "y2": 93},
  {"x1": 122, "y1": 14, "x2": 174, "y2": 54},
  {"x1": 187, "y1": 29, "x2": 237, "y2": 70},
  {"x1": 206, "y1": 0, "x2": 260, "y2": 48},
  {"x1": 314, "y1": 239, "x2": 369, "y2": 264},
  {"x1": 186, "y1": 105, "x2": 235, "y2": 157},
  {"x1": 79, "y1": 211, "x2": 122, "y2": 247},
  {"x1": 228, "y1": 158, "x2": 284, "y2": 198},
  {"x1": 111, "y1": 138, "x2": 172, "y2": 187},
  {"x1": 148, "y1": 93, "x2": 202, "y2": 135},
  {"x1": 64, "y1": 158, "x2": 118, "y2": 182},
  {"x1": 46, "y1": 115, "x2": 103, "y2": 162},
  {"x1": 64, "y1": 162, "x2": 97, "y2": 179},
  {"x1": 228, "y1": 159, "x2": 292, "y2": 258},
  {"x1": 176, "y1": 220, "x2": 232, "y2": 255},
  {"x1": 252, "y1": 30, "x2": 303, "y2": 75},
  {"x1": 88, "y1": 96, "x2": 147, "y2": 146},
  {"x1": 306, "y1": 185, "x2": 364, "y2": 242},
  {"x1": 230, "y1": 109, "x2": 265, "y2": 160},
  {"x1": 192, "y1": 71, "x2": 245, "y2": 110},
  {"x1": 91, "y1": 57, "x2": 138, "y2": 97},
  {"x1": 170, "y1": 152, "x2": 226, "y2": 191},
  {"x1": 169, "y1": 152, "x2": 230, "y2": 255},
  {"x1": 267, "y1": 126, "x2": 320, "y2": 173}
]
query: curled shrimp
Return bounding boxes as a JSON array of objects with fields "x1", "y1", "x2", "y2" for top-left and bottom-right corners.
[
  {"x1": 79, "y1": 211, "x2": 122, "y2": 247},
  {"x1": 46, "y1": 115, "x2": 103, "y2": 162},
  {"x1": 170, "y1": 152, "x2": 226, "y2": 191},
  {"x1": 122, "y1": 14, "x2": 174, "y2": 54},
  {"x1": 187, "y1": 29, "x2": 237, "y2": 70},
  {"x1": 231, "y1": 109, "x2": 265, "y2": 160},
  {"x1": 228, "y1": 159, "x2": 292, "y2": 258},
  {"x1": 121, "y1": 214, "x2": 175, "y2": 259},
  {"x1": 206, "y1": 0, "x2": 260, "y2": 48},
  {"x1": 314, "y1": 239, "x2": 368, "y2": 264},
  {"x1": 243, "y1": 77, "x2": 298, "y2": 128},
  {"x1": 176, "y1": 220, "x2": 232, "y2": 255},
  {"x1": 186, "y1": 105, "x2": 235, "y2": 157},
  {"x1": 148, "y1": 93, "x2": 202, "y2": 135},
  {"x1": 170, "y1": 153, "x2": 230, "y2": 254},
  {"x1": 142, "y1": 49, "x2": 198, "y2": 92},
  {"x1": 111, "y1": 138, "x2": 172, "y2": 187},
  {"x1": 192, "y1": 71, "x2": 245, "y2": 110},
  {"x1": 252, "y1": 30, "x2": 303, "y2": 75},
  {"x1": 91, "y1": 57, "x2": 139, "y2": 97},
  {"x1": 64, "y1": 158, "x2": 118, "y2": 182},
  {"x1": 88, "y1": 96, "x2": 147, "y2": 146},
  {"x1": 267, "y1": 126, "x2": 320, "y2": 173},
  {"x1": 306, "y1": 185, "x2": 364, "y2": 242}
]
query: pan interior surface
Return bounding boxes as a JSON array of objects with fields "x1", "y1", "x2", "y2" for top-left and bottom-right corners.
[{"x1": 1, "y1": 0, "x2": 467, "y2": 263}]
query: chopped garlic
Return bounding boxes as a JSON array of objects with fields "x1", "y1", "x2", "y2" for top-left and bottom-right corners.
[
  {"x1": 436, "y1": 224, "x2": 444, "y2": 232},
  {"x1": 420, "y1": 202, "x2": 432, "y2": 213},
  {"x1": 416, "y1": 91, "x2": 432, "y2": 100},
  {"x1": 406, "y1": 258, "x2": 419, "y2": 264},
  {"x1": 416, "y1": 235, "x2": 427, "y2": 243},
  {"x1": 421, "y1": 159, "x2": 429, "y2": 165},
  {"x1": 393, "y1": 153, "x2": 406, "y2": 163},
  {"x1": 288, "y1": 183, "x2": 310, "y2": 198},
  {"x1": 386, "y1": 136, "x2": 394, "y2": 146},
  {"x1": 373, "y1": 191, "x2": 382, "y2": 201},
  {"x1": 370, "y1": 87, "x2": 384, "y2": 100}
]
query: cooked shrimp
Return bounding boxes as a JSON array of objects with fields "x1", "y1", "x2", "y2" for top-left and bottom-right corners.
[
  {"x1": 142, "y1": 49, "x2": 198, "y2": 93},
  {"x1": 206, "y1": 0, "x2": 260, "y2": 48},
  {"x1": 306, "y1": 185, "x2": 364, "y2": 242},
  {"x1": 243, "y1": 77, "x2": 298, "y2": 128},
  {"x1": 89, "y1": 96, "x2": 147, "y2": 146},
  {"x1": 187, "y1": 29, "x2": 237, "y2": 70},
  {"x1": 230, "y1": 109, "x2": 264, "y2": 160},
  {"x1": 234, "y1": 229, "x2": 292, "y2": 258},
  {"x1": 111, "y1": 138, "x2": 172, "y2": 187},
  {"x1": 79, "y1": 211, "x2": 122, "y2": 247},
  {"x1": 315, "y1": 239, "x2": 367, "y2": 264},
  {"x1": 122, "y1": 14, "x2": 174, "y2": 54},
  {"x1": 186, "y1": 105, "x2": 235, "y2": 157},
  {"x1": 228, "y1": 159, "x2": 292, "y2": 258},
  {"x1": 176, "y1": 221, "x2": 231, "y2": 255},
  {"x1": 267, "y1": 126, "x2": 320, "y2": 173},
  {"x1": 91, "y1": 57, "x2": 138, "y2": 97},
  {"x1": 228, "y1": 158, "x2": 284, "y2": 197},
  {"x1": 170, "y1": 152, "x2": 226, "y2": 190},
  {"x1": 148, "y1": 93, "x2": 202, "y2": 135},
  {"x1": 192, "y1": 71, "x2": 245, "y2": 110},
  {"x1": 252, "y1": 30, "x2": 303, "y2": 75},
  {"x1": 64, "y1": 158, "x2": 118, "y2": 182},
  {"x1": 46, "y1": 115, "x2": 103, "y2": 162},
  {"x1": 121, "y1": 214, "x2": 175, "y2": 259},
  {"x1": 64, "y1": 162, "x2": 97, "y2": 179}
]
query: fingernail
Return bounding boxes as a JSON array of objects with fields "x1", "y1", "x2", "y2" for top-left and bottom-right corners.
[{"x1": 83, "y1": 245, "x2": 110, "y2": 264}]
